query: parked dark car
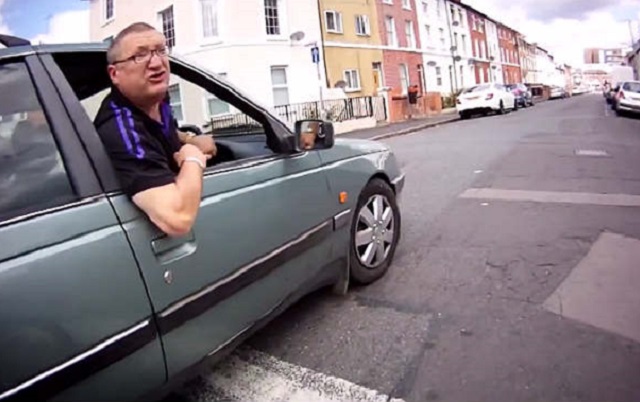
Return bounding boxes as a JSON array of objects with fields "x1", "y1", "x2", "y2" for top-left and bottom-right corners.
[
  {"x1": 506, "y1": 83, "x2": 533, "y2": 108},
  {"x1": 0, "y1": 35, "x2": 405, "y2": 401}
]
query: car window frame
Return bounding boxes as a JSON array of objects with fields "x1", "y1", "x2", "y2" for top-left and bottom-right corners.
[
  {"x1": 0, "y1": 54, "x2": 102, "y2": 227},
  {"x1": 41, "y1": 49, "x2": 304, "y2": 195}
]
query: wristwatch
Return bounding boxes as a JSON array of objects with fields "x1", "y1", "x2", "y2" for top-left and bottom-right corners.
[{"x1": 181, "y1": 156, "x2": 206, "y2": 170}]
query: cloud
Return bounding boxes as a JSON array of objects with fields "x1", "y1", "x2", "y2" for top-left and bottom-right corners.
[
  {"x1": 463, "y1": 0, "x2": 639, "y2": 66},
  {"x1": 30, "y1": 9, "x2": 89, "y2": 45},
  {"x1": 0, "y1": 0, "x2": 12, "y2": 35}
]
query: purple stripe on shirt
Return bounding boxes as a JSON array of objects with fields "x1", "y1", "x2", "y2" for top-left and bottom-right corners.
[
  {"x1": 123, "y1": 107, "x2": 146, "y2": 160},
  {"x1": 109, "y1": 101, "x2": 134, "y2": 156}
]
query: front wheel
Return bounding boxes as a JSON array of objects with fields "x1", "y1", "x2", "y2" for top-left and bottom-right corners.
[
  {"x1": 497, "y1": 101, "x2": 506, "y2": 115},
  {"x1": 350, "y1": 179, "x2": 401, "y2": 285}
]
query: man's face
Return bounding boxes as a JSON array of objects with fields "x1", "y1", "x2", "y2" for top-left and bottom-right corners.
[{"x1": 109, "y1": 30, "x2": 170, "y2": 105}]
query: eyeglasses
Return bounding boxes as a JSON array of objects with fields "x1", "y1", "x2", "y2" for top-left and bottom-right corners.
[{"x1": 112, "y1": 46, "x2": 169, "y2": 65}]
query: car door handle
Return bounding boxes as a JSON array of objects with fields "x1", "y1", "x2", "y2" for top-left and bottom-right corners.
[{"x1": 151, "y1": 231, "x2": 197, "y2": 265}]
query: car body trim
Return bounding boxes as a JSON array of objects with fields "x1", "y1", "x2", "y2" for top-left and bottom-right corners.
[
  {"x1": 0, "y1": 319, "x2": 156, "y2": 401},
  {"x1": 158, "y1": 219, "x2": 334, "y2": 333},
  {"x1": 333, "y1": 209, "x2": 352, "y2": 230},
  {"x1": 0, "y1": 196, "x2": 104, "y2": 229}
]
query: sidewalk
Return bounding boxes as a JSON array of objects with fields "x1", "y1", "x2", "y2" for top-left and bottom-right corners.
[{"x1": 339, "y1": 108, "x2": 459, "y2": 141}]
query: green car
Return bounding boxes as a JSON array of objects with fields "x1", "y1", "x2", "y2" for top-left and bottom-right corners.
[{"x1": 0, "y1": 35, "x2": 404, "y2": 401}]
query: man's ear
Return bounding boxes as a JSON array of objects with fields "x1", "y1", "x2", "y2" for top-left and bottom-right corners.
[{"x1": 107, "y1": 64, "x2": 118, "y2": 85}]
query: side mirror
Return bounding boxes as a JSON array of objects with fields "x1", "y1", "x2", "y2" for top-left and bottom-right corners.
[{"x1": 294, "y1": 119, "x2": 335, "y2": 151}]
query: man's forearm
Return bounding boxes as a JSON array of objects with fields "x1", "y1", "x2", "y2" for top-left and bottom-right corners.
[{"x1": 174, "y1": 162, "x2": 204, "y2": 225}]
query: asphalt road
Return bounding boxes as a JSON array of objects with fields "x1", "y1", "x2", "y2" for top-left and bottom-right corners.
[{"x1": 176, "y1": 95, "x2": 640, "y2": 402}]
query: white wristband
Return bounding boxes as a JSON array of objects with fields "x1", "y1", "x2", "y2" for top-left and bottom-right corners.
[{"x1": 182, "y1": 156, "x2": 205, "y2": 170}]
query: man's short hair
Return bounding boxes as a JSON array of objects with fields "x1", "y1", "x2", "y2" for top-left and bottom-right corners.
[{"x1": 106, "y1": 22, "x2": 157, "y2": 64}]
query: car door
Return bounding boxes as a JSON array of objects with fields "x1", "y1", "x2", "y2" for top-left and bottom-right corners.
[
  {"x1": 0, "y1": 56, "x2": 165, "y2": 402},
  {"x1": 46, "y1": 53, "x2": 341, "y2": 379}
]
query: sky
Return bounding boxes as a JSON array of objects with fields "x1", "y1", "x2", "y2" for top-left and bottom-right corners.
[
  {"x1": 0, "y1": 0, "x2": 639, "y2": 67},
  {"x1": 464, "y1": 0, "x2": 640, "y2": 66}
]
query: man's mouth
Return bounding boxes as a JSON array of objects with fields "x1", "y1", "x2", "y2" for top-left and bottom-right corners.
[{"x1": 148, "y1": 71, "x2": 166, "y2": 83}]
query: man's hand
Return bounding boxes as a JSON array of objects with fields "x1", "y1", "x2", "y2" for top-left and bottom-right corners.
[
  {"x1": 173, "y1": 143, "x2": 209, "y2": 169},
  {"x1": 178, "y1": 130, "x2": 217, "y2": 157}
]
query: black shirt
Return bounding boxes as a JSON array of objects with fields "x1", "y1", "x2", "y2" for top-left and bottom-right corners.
[{"x1": 94, "y1": 88, "x2": 182, "y2": 197}]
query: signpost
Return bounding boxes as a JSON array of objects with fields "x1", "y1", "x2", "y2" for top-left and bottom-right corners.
[{"x1": 311, "y1": 46, "x2": 325, "y2": 118}]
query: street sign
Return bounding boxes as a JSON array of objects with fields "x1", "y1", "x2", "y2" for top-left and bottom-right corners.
[{"x1": 311, "y1": 46, "x2": 320, "y2": 64}]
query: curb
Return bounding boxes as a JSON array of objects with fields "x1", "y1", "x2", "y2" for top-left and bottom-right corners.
[{"x1": 369, "y1": 116, "x2": 460, "y2": 141}]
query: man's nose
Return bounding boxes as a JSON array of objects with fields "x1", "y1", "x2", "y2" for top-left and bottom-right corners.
[{"x1": 148, "y1": 52, "x2": 163, "y2": 68}]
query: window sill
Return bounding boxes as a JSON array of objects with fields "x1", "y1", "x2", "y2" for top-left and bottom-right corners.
[
  {"x1": 101, "y1": 18, "x2": 115, "y2": 28},
  {"x1": 344, "y1": 88, "x2": 362, "y2": 93},
  {"x1": 356, "y1": 33, "x2": 371, "y2": 37},
  {"x1": 200, "y1": 38, "x2": 224, "y2": 47},
  {"x1": 327, "y1": 30, "x2": 344, "y2": 35},
  {"x1": 266, "y1": 36, "x2": 289, "y2": 42}
]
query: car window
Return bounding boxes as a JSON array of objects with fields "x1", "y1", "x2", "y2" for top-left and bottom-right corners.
[
  {"x1": 166, "y1": 74, "x2": 265, "y2": 139},
  {"x1": 463, "y1": 84, "x2": 490, "y2": 93},
  {"x1": 622, "y1": 82, "x2": 640, "y2": 93},
  {"x1": 0, "y1": 62, "x2": 76, "y2": 223}
]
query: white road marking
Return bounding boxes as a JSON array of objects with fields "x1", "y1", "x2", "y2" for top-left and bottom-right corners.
[
  {"x1": 188, "y1": 348, "x2": 406, "y2": 402},
  {"x1": 574, "y1": 149, "x2": 609, "y2": 157},
  {"x1": 474, "y1": 170, "x2": 483, "y2": 174},
  {"x1": 543, "y1": 232, "x2": 640, "y2": 343},
  {"x1": 459, "y1": 188, "x2": 640, "y2": 207}
]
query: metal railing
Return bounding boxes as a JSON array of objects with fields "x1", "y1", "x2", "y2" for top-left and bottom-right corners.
[{"x1": 273, "y1": 96, "x2": 387, "y2": 124}]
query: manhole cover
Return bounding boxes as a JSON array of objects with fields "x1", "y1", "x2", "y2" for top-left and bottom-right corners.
[{"x1": 575, "y1": 149, "x2": 610, "y2": 157}]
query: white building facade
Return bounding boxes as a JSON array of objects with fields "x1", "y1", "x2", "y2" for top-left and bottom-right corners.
[
  {"x1": 89, "y1": 0, "x2": 327, "y2": 126},
  {"x1": 484, "y1": 19, "x2": 502, "y2": 84},
  {"x1": 415, "y1": 0, "x2": 474, "y2": 94}
]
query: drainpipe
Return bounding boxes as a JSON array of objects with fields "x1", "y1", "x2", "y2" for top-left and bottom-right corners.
[{"x1": 444, "y1": 0, "x2": 459, "y2": 93}]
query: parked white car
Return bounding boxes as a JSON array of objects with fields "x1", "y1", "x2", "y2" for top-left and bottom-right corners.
[
  {"x1": 456, "y1": 83, "x2": 516, "y2": 119},
  {"x1": 612, "y1": 81, "x2": 640, "y2": 116}
]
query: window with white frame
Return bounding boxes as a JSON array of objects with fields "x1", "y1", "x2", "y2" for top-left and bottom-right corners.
[
  {"x1": 437, "y1": 0, "x2": 441, "y2": 17},
  {"x1": 450, "y1": 5, "x2": 456, "y2": 24},
  {"x1": 435, "y1": 66, "x2": 442, "y2": 86},
  {"x1": 472, "y1": 16, "x2": 478, "y2": 31},
  {"x1": 383, "y1": 0, "x2": 393, "y2": 4},
  {"x1": 474, "y1": 38, "x2": 479, "y2": 57},
  {"x1": 422, "y1": 0, "x2": 428, "y2": 14},
  {"x1": 205, "y1": 73, "x2": 230, "y2": 117},
  {"x1": 402, "y1": 0, "x2": 411, "y2": 10},
  {"x1": 344, "y1": 69, "x2": 361, "y2": 91},
  {"x1": 461, "y1": 34, "x2": 467, "y2": 54},
  {"x1": 325, "y1": 10, "x2": 343, "y2": 33},
  {"x1": 271, "y1": 66, "x2": 289, "y2": 106},
  {"x1": 405, "y1": 21, "x2": 415, "y2": 48},
  {"x1": 355, "y1": 15, "x2": 370, "y2": 35},
  {"x1": 459, "y1": 65, "x2": 464, "y2": 87},
  {"x1": 264, "y1": 0, "x2": 281, "y2": 36},
  {"x1": 104, "y1": 0, "x2": 114, "y2": 22},
  {"x1": 159, "y1": 6, "x2": 175, "y2": 48},
  {"x1": 458, "y1": 9, "x2": 464, "y2": 27},
  {"x1": 424, "y1": 24, "x2": 431, "y2": 46},
  {"x1": 168, "y1": 84, "x2": 183, "y2": 122},
  {"x1": 439, "y1": 27, "x2": 445, "y2": 46},
  {"x1": 399, "y1": 64, "x2": 409, "y2": 94},
  {"x1": 385, "y1": 16, "x2": 397, "y2": 47},
  {"x1": 453, "y1": 32, "x2": 458, "y2": 51},
  {"x1": 200, "y1": 0, "x2": 219, "y2": 39}
]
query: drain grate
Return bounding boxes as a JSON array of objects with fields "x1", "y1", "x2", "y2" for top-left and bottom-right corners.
[{"x1": 575, "y1": 149, "x2": 610, "y2": 157}]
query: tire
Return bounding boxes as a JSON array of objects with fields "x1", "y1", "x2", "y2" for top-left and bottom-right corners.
[
  {"x1": 349, "y1": 179, "x2": 401, "y2": 285},
  {"x1": 459, "y1": 111, "x2": 469, "y2": 120},
  {"x1": 497, "y1": 101, "x2": 506, "y2": 115},
  {"x1": 513, "y1": 100, "x2": 519, "y2": 111}
]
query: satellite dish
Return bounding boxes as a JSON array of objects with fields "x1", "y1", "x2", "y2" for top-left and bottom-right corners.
[
  {"x1": 290, "y1": 31, "x2": 305, "y2": 42},
  {"x1": 454, "y1": 55, "x2": 462, "y2": 62},
  {"x1": 468, "y1": 59, "x2": 476, "y2": 65},
  {"x1": 427, "y1": 61, "x2": 437, "y2": 67},
  {"x1": 452, "y1": 21, "x2": 460, "y2": 27},
  {"x1": 334, "y1": 80, "x2": 347, "y2": 89}
]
